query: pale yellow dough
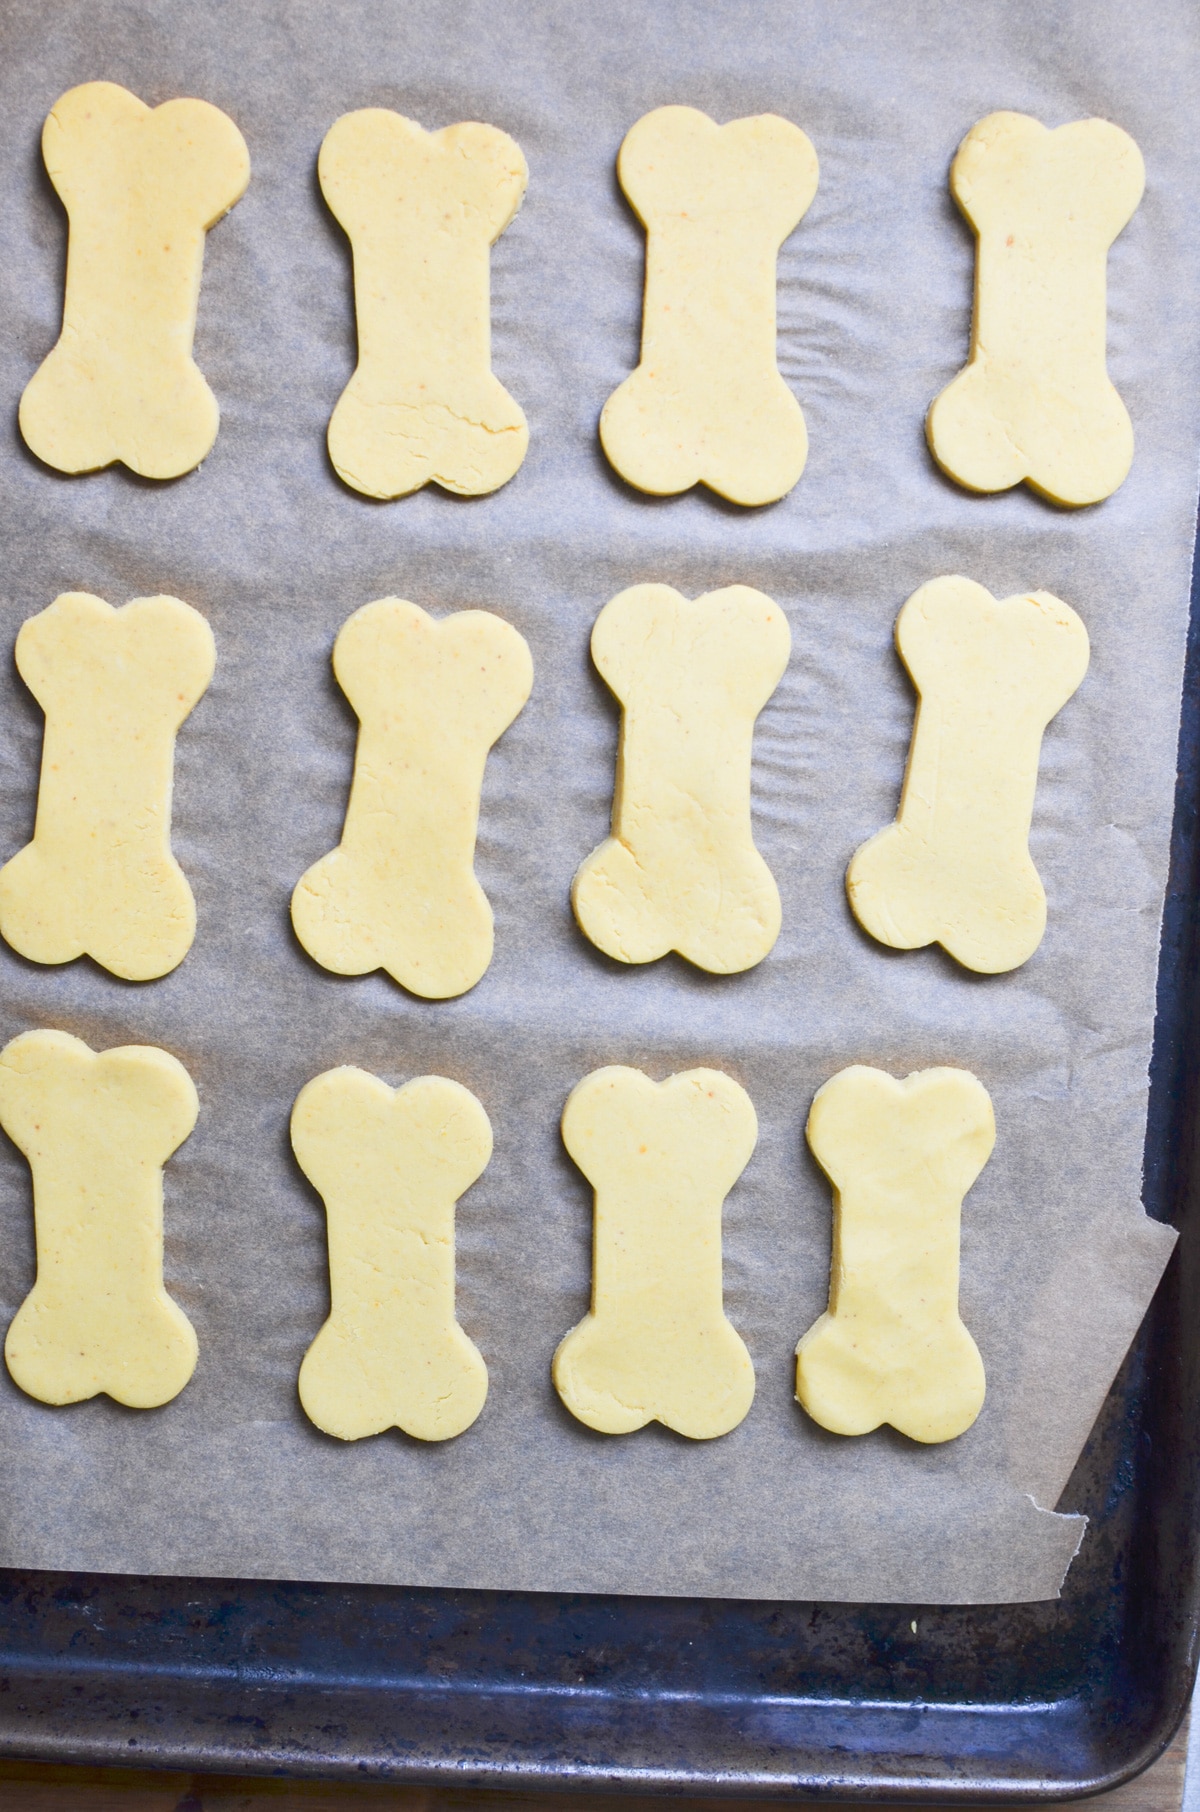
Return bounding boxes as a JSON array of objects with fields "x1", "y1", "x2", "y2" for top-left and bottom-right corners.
[
  {"x1": 320, "y1": 109, "x2": 529, "y2": 499},
  {"x1": 796, "y1": 1066, "x2": 993, "y2": 1445},
  {"x1": 847, "y1": 576, "x2": 1088, "y2": 975},
  {"x1": 291, "y1": 599, "x2": 532, "y2": 999},
  {"x1": 293, "y1": 1068, "x2": 490, "y2": 1443},
  {"x1": 19, "y1": 81, "x2": 249, "y2": 480},
  {"x1": 0, "y1": 591, "x2": 215, "y2": 981},
  {"x1": 599, "y1": 105, "x2": 817, "y2": 506},
  {"x1": 572, "y1": 584, "x2": 790, "y2": 973},
  {"x1": 553, "y1": 1066, "x2": 756, "y2": 1440},
  {"x1": 0, "y1": 1030, "x2": 198, "y2": 1409},
  {"x1": 927, "y1": 111, "x2": 1144, "y2": 507}
]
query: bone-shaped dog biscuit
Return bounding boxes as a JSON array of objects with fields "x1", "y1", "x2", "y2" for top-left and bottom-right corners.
[
  {"x1": 927, "y1": 112, "x2": 1144, "y2": 507},
  {"x1": 553, "y1": 1066, "x2": 756, "y2": 1440},
  {"x1": 293, "y1": 1068, "x2": 490, "y2": 1443},
  {"x1": 599, "y1": 106, "x2": 817, "y2": 506},
  {"x1": 0, "y1": 592, "x2": 215, "y2": 981},
  {"x1": 292, "y1": 599, "x2": 532, "y2": 999},
  {"x1": 320, "y1": 109, "x2": 529, "y2": 499},
  {"x1": 847, "y1": 577, "x2": 1088, "y2": 974},
  {"x1": 796, "y1": 1065, "x2": 993, "y2": 1445},
  {"x1": 573, "y1": 584, "x2": 789, "y2": 974},
  {"x1": 19, "y1": 81, "x2": 250, "y2": 480},
  {"x1": 0, "y1": 1030, "x2": 198, "y2": 1409}
]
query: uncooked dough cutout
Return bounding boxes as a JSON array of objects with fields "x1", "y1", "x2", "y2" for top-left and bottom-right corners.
[
  {"x1": 600, "y1": 105, "x2": 817, "y2": 506},
  {"x1": 553, "y1": 1066, "x2": 756, "y2": 1439},
  {"x1": 796, "y1": 1065, "x2": 993, "y2": 1445},
  {"x1": 573, "y1": 584, "x2": 789, "y2": 974},
  {"x1": 0, "y1": 591, "x2": 215, "y2": 981},
  {"x1": 291, "y1": 599, "x2": 533, "y2": 999},
  {"x1": 0, "y1": 1029, "x2": 198, "y2": 1409},
  {"x1": 19, "y1": 81, "x2": 250, "y2": 480},
  {"x1": 927, "y1": 111, "x2": 1144, "y2": 507},
  {"x1": 320, "y1": 109, "x2": 529, "y2": 498},
  {"x1": 847, "y1": 576, "x2": 1088, "y2": 974},
  {"x1": 293, "y1": 1068, "x2": 490, "y2": 1443}
]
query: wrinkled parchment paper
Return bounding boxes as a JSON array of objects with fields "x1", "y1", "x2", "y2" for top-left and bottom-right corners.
[{"x1": 0, "y1": 0, "x2": 1193, "y2": 1605}]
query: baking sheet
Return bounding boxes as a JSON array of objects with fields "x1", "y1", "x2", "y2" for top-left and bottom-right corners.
[{"x1": 0, "y1": 0, "x2": 1192, "y2": 1606}]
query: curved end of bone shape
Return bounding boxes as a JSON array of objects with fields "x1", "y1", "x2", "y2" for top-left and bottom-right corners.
[
  {"x1": 0, "y1": 592, "x2": 213, "y2": 980},
  {"x1": 616, "y1": 106, "x2": 818, "y2": 237},
  {"x1": 555, "y1": 1065, "x2": 757, "y2": 1440},
  {"x1": 949, "y1": 112, "x2": 1144, "y2": 240},
  {"x1": 23, "y1": 84, "x2": 249, "y2": 480},
  {"x1": 320, "y1": 109, "x2": 528, "y2": 500},
  {"x1": 291, "y1": 849, "x2": 496, "y2": 998},
  {"x1": 292, "y1": 1067, "x2": 491, "y2": 1442},
  {"x1": 5, "y1": 1286, "x2": 199, "y2": 1410},
  {"x1": 796, "y1": 1064, "x2": 992, "y2": 1444},
  {"x1": 0, "y1": 1029, "x2": 199, "y2": 1409},
  {"x1": 292, "y1": 600, "x2": 531, "y2": 999},
  {"x1": 20, "y1": 342, "x2": 222, "y2": 483},
  {"x1": 795, "y1": 1308, "x2": 985, "y2": 1444},
  {"x1": 600, "y1": 373, "x2": 807, "y2": 507},
  {"x1": 572, "y1": 836, "x2": 782, "y2": 974},
  {"x1": 846, "y1": 577, "x2": 1088, "y2": 973},
  {"x1": 926, "y1": 366, "x2": 1135, "y2": 509},
  {"x1": 929, "y1": 111, "x2": 1143, "y2": 506},
  {"x1": 319, "y1": 110, "x2": 527, "y2": 242}
]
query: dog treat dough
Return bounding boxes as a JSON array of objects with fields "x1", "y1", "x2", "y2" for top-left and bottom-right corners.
[
  {"x1": 19, "y1": 80, "x2": 250, "y2": 480},
  {"x1": 292, "y1": 599, "x2": 532, "y2": 999},
  {"x1": 846, "y1": 576, "x2": 1089, "y2": 974},
  {"x1": 599, "y1": 105, "x2": 818, "y2": 506},
  {"x1": 572, "y1": 584, "x2": 790, "y2": 973},
  {"x1": 927, "y1": 111, "x2": 1144, "y2": 507},
  {"x1": 0, "y1": 1029, "x2": 199, "y2": 1409},
  {"x1": 0, "y1": 591, "x2": 215, "y2": 981},
  {"x1": 320, "y1": 109, "x2": 529, "y2": 499},
  {"x1": 553, "y1": 1066, "x2": 756, "y2": 1440},
  {"x1": 293, "y1": 1068, "x2": 491, "y2": 1443},
  {"x1": 796, "y1": 1065, "x2": 993, "y2": 1445}
]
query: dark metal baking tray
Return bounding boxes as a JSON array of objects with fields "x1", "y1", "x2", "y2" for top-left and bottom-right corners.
[{"x1": 0, "y1": 549, "x2": 1196, "y2": 1805}]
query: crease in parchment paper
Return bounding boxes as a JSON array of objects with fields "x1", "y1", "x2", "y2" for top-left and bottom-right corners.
[{"x1": 0, "y1": 0, "x2": 1193, "y2": 1604}]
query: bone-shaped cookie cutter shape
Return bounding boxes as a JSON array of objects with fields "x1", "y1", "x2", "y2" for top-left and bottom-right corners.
[
  {"x1": 19, "y1": 81, "x2": 250, "y2": 480},
  {"x1": 599, "y1": 105, "x2": 818, "y2": 506},
  {"x1": 553, "y1": 1066, "x2": 756, "y2": 1439},
  {"x1": 796, "y1": 1065, "x2": 993, "y2": 1445},
  {"x1": 320, "y1": 109, "x2": 529, "y2": 499},
  {"x1": 292, "y1": 599, "x2": 533, "y2": 999},
  {"x1": 846, "y1": 576, "x2": 1088, "y2": 974},
  {"x1": 293, "y1": 1067, "x2": 490, "y2": 1442},
  {"x1": 0, "y1": 1029, "x2": 198, "y2": 1409},
  {"x1": 0, "y1": 591, "x2": 215, "y2": 981},
  {"x1": 572, "y1": 584, "x2": 790, "y2": 973},
  {"x1": 927, "y1": 111, "x2": 1144, "y2": 507}
]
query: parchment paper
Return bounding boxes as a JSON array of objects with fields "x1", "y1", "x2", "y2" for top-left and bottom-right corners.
[{"x1": 0, "y1": 0, "x2": 1193, "y2": 1606}]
